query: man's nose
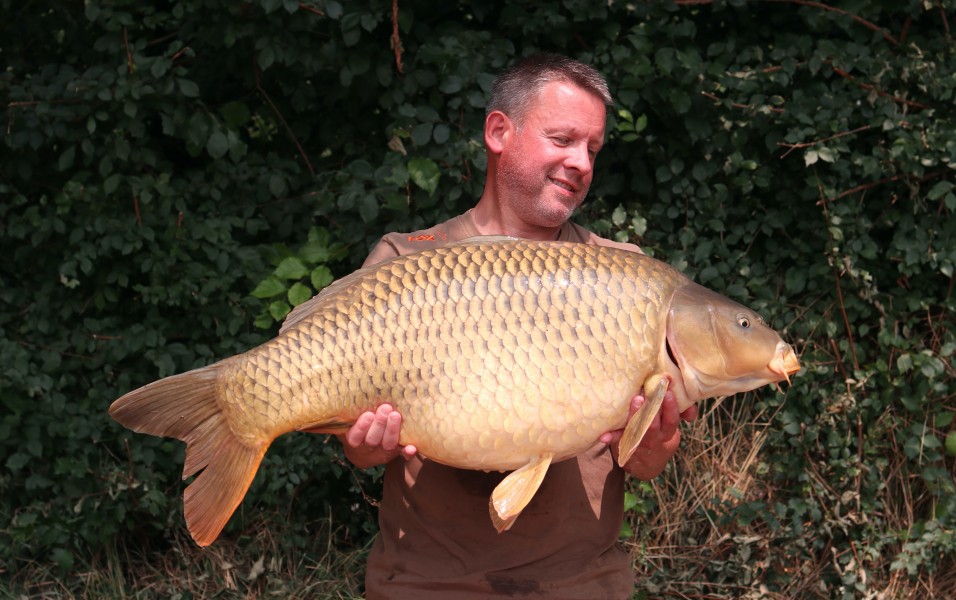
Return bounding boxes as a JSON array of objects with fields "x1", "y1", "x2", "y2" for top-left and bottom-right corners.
[{"x1": 565, "y1": 142, "x2": 594, "y2": 173}]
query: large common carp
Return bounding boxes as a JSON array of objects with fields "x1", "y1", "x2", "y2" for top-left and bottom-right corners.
[{"x1": 109, "y1": 238, "x2": 800, "y2": 546}]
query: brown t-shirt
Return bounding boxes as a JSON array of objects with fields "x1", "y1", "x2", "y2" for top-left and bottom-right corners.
[{"x1": 362, "y1": 210, "x2": 642, "y2": 600}]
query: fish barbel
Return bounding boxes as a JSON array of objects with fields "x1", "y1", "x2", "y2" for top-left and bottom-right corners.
[{"x1": 109, "y1": 238, "x2": 800, "y2": 545}]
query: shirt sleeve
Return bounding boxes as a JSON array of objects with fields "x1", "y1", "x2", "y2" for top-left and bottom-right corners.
[{"x1": 362, "y1": 236, "x2": 401, "y2": 268}]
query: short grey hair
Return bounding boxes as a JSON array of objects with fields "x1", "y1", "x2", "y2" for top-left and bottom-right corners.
[{"x1": 485, "y1": 53, "x2": 613, "y2": 126}]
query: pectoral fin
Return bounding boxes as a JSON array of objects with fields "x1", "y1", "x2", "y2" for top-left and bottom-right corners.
[
  {"x1": 296, "y1": 418, "x2": 352, "y2": 435},
  {"x1": 617, "y1": 375, "x2": 669, "y2": 467},
  {"x1": 489, "y1": 454, "x2": 552, "y2": 533}
]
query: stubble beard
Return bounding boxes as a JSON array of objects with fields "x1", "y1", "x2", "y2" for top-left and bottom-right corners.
[{"x1": 499, "y1": 165, "x2": 588, "y2": 229}]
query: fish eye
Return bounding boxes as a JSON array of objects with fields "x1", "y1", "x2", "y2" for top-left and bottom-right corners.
[{"x1": 737, "y1": 316, "x2": 752, "y2": 328}]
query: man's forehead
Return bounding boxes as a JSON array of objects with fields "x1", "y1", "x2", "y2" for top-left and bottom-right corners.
[{"x1": 527, "y1": 84, "x2": 607, "y2": 130}]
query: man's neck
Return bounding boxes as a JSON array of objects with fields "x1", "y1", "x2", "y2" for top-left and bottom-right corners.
[{"x1": 470, "y1": 194, "x2": 563, "y2": 241}]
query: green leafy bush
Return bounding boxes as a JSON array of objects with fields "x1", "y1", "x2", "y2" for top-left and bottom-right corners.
[{"x1": 2, "y1": 0, "x2": 953, "y2": 596}]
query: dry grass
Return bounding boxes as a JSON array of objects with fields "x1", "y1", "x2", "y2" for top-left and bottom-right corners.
[
  {"x1": 624, "y1": 392, "x2": 956, "y2": 599},
  {"x1": 3, "y1": 516, "x2": 369, "y2": 600}
]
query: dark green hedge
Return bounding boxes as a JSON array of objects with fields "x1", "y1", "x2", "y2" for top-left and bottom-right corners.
[{"x1": 2, "y1": 0, "x2": 954, "y2": 594}]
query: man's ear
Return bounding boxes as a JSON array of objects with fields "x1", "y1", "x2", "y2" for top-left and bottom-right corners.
[{"x1": 484, "y1": 110, "x2": 512, "y2": 155}]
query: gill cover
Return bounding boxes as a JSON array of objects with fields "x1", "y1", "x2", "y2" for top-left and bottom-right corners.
[{"x1": 666, "y1": 282, "x2": 797, "y2": 401}]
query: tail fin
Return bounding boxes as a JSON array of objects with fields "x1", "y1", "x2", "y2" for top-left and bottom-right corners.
[{"x1": 109, "y1": 364, "x2": 268, "y2": 546}]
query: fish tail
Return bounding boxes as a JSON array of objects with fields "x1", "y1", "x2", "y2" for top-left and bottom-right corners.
[{"x1": 109, "y1": 363, "x2": 268, "y2": 546}]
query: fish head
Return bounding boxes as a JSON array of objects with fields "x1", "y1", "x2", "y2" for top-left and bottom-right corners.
[{"x1": 665, "y1": 283, "x2": 800, "y2": 408}]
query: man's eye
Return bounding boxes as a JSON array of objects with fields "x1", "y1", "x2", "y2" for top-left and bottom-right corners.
[{"x1": 552, "y1": 137, "x2": 570, "y2": 146}]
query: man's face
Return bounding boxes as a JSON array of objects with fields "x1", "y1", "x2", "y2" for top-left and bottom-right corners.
[{"x1": 496, "y1": 81, "x2": 607, "y2": 230}]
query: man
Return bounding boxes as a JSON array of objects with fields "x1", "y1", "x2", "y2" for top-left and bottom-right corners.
[{"x1": 339, "y1": 53, "x2": 698, "y2": 599}]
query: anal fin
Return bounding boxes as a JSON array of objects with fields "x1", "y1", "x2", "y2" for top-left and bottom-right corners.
[
  {"x1": 489, "y1": 454, "x2": 552, "y2": 532},
  {"x1": 617, "y1": 374, "x2": 669, "y2": 467}
]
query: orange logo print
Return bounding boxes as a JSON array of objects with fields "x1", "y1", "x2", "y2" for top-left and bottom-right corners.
[{"x1": 407, "y1": 234, "x2": 436, "y2": 242}]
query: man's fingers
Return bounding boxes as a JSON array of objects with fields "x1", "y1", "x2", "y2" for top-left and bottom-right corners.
[
  {"x1": 380, "y1": 410, "x2": 402, "y2": 450},
  {"x1": 658, "y1": 393, "x2": 681, "y2": 435},
  {"x1": 344, "y1": 412, "x2": 373, "y2": 447},
  {"x1": 680, "y1": 405, "x2": 699, "y2": 422},
  {"x1": 598, "y1": 431, "x2": 617, "y2": 445},
  {"x1": 346, "y1": 404, "x2": 397, "y2": 448},
  {"x1": 630, "y1": 394, "x2": 646, "y2": 414},
  {"x1": 364, "y1": 405, "x2": 394, "y2": 446}
]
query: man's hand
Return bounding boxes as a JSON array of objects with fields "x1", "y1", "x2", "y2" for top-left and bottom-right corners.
[
  {"x1": 599, "y1": 391, "x2": 698, "y2": 480},
  {"x1": 338, "y1": 404, "x2": 417, "y2": 469}
]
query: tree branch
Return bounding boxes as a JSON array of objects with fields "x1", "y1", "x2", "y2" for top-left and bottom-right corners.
[
  {"x1": 701, "y1": 90, "x2": 785, "y2": 114},
  {"x1": 777, "y1": 125, "x2": 874, "y2": 159},
  {"x1": 764, "y1": 0, "x2": 899, "y2": 45},
  {"x1": 831, "y1": 67, "x2": 931, "y2": 110},
  {"x1": 391, "y1": 0, "x2": 404, "y2": 75},
  {"x1": 254, "y1": 61, "x2": 315, "y2": 177},
  {"x1": 818, "y1": 170, "x2": 948, "y2": 205},
  {"x1": 676, "y1": 0, "x2": 899, "y2": 46},
  {"x1": 123, "y1": 28, "x2": 135, "y2": 74},
  {"x1": 298, "y1": 2, "x2": 325, "y2": 17}
]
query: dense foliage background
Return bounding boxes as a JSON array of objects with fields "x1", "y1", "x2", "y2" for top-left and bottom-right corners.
[{"x1": 2, "y1": 0, "x2": 954, "y2": 597}]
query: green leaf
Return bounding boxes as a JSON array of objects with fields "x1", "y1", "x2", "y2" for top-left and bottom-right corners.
[
  {"x1": 269, "y1": 174, "x2": 288, "y2": 198},
  {"x1": 311, "y1": 266, "x2": 334, "y2": 290},
  {"x1": 439, "y1": 75, "x2": 463, "y2": 94},
  {"x1": 206, "y1": 131, "x2": 229, "y2": 159},
  {"x1": 897, "y1": 354, "x2": 913, "y2": 373},
  {"x1": 275, "y1": 256, "x2": 309, "y2": 280},
  {"x1": 411, "y1": 123, "x2": 433, "y2": 147},
  {"x1": 433, "y1": 124, "x2": 450, "y2": 144},
  {"x1": 103, "y1": 174, "x2": 122, "y2": 195},
  {"x1": 816, "y1": 147, "x2": 835, "y2": 163},
  {"x1": 358, "y1": 195, "x2": 379, "y2": 222},
  {"x1": 51, "y1": 548, "x2": 75, "y2": 572},
  {"x1": 6, "y1": 452, "x2": 29, "y2": 471},
  {"x1": 299, "y1": 242, "x2": 330, "y2": 264},
  {"x1": 612, "y1": 205, "x2": 627, "y2": 226},
  {"x1": 150, "y1": 58, "x2": 171, "y2": 78},
  {"x1": 326, "y1": 1, "x2": 343, "y2": 19},
  {"x1": 58, "y1": 146, "x2": 76, "y2": 171},
  {"x1": 250, "y1": 275, "x2": 286, "y2": 299},
  {"x1": 254, "y1": 312, "x2": 275, "y2": 329},
  {"x1": 927, "y1": 180, "x2": 953, "y2": 201},
  {"x1": 287, "y1": 282, "x2": 313, "y2": 306},
  {"x1": 177, "y1": 79, "x2": 200, "y2": 98},
  {"x1": 623, "y1": 491, "x2": 638, "y2": 511},
  {"x1": 408, "y1": 157, "x2": 440, "y2": 195},
  {"x1": 269, "y1": 300, "x2": 292, "y2": 322},
  {"x1": 258, "y1": 45, "x2": 275, "y2": 71},
  {"x1": 219, "y1": 102, "x2": 250, "y2": 126}
]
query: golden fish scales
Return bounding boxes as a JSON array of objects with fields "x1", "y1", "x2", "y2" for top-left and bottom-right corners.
[
  {"x1": 219, "y1": 241, "x2": 678, "y2": 469},
  {"x1": 109, "y1": 238, "x2": 800, "y2": 545}
]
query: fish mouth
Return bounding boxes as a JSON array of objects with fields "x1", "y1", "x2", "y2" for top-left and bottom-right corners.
[{"x1": 768, "y1": 342, "x2": 801, "y2": 387}]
